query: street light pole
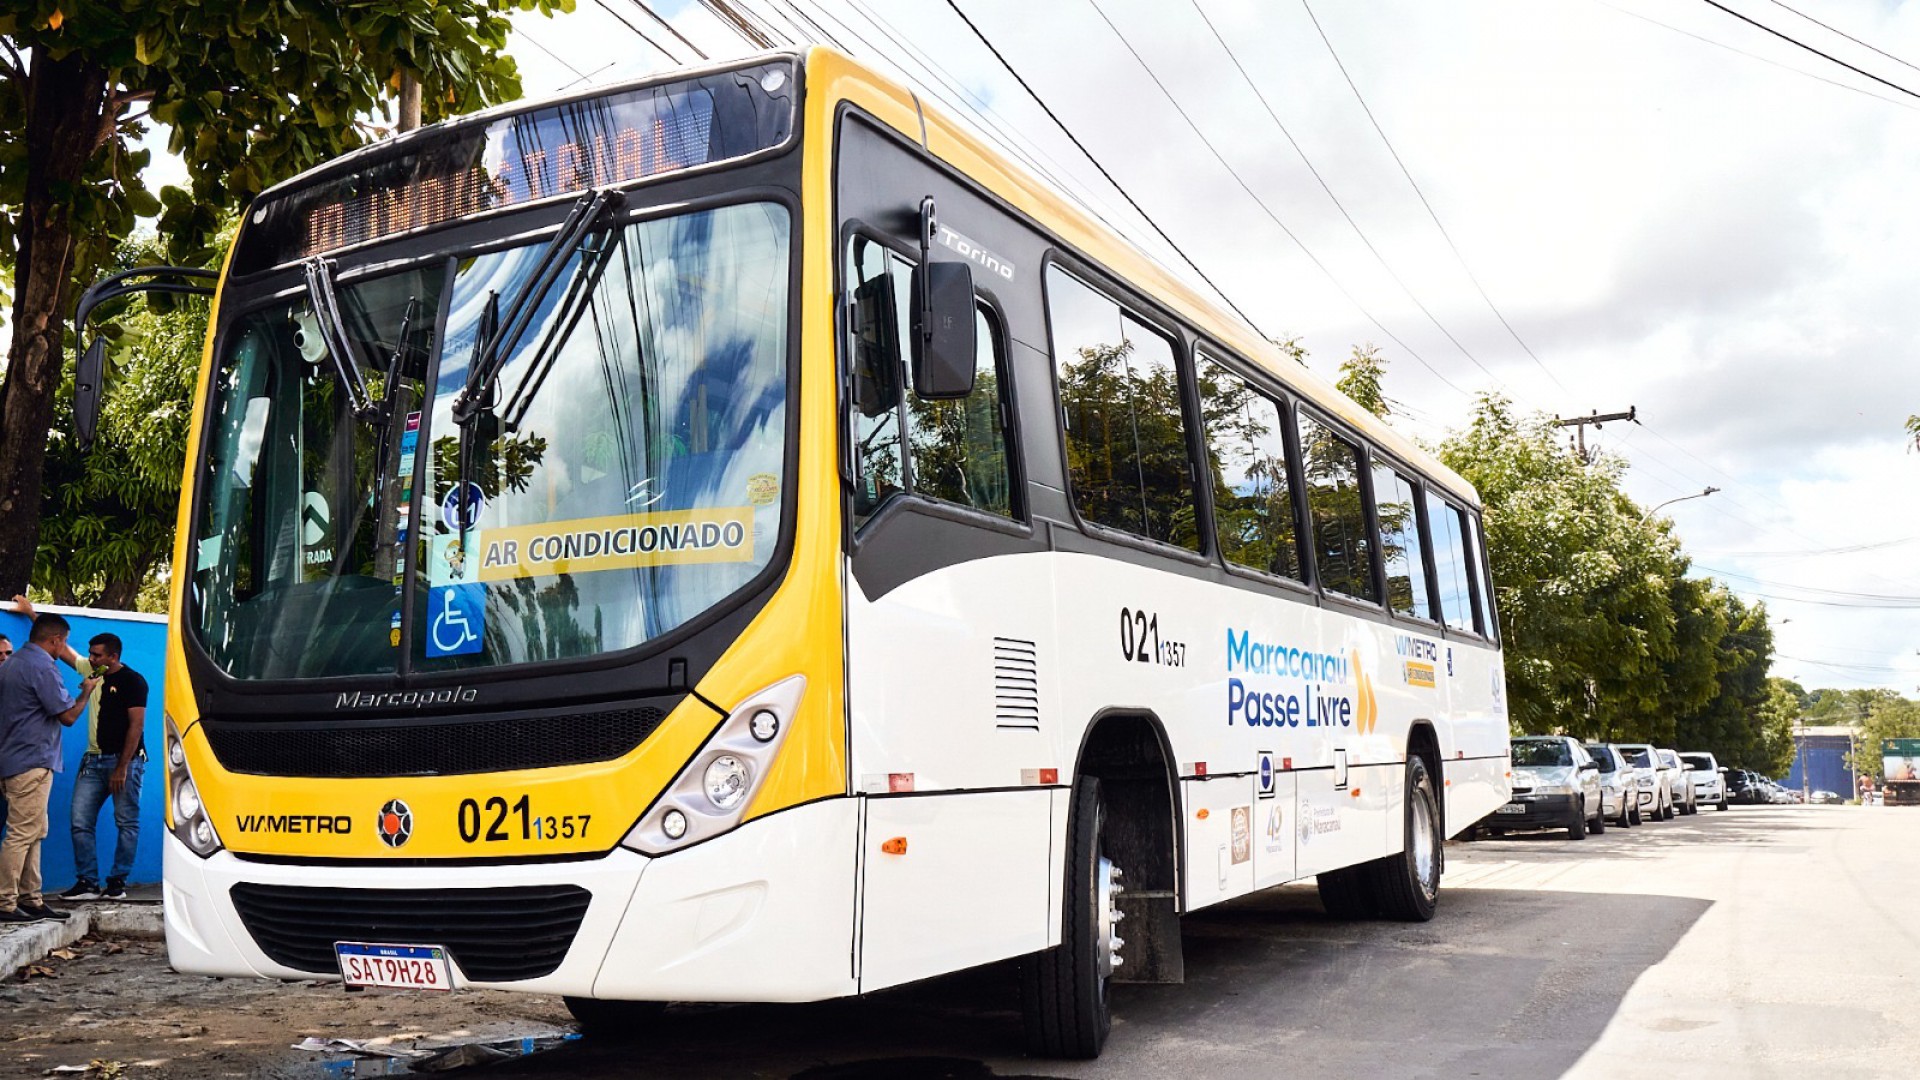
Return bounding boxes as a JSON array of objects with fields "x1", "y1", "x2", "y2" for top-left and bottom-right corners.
[{"x1": 1643, "y1": 486, "x2": 1720, "y2": 523}]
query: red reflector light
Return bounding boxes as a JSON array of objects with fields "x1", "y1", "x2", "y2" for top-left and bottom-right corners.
[
  {"x1": 1039, "y1": 768, "x2": 1059, "y2": 785},
  {"x1": 888, "y1": 773, "x2": 914, "y2": 793}
]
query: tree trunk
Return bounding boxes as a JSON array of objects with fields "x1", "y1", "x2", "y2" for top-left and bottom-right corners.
[{"x1": 0, "y1": 49, "x2": 110, "y2": 595}]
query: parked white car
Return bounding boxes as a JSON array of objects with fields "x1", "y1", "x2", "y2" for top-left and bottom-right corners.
[
  {"x1": 1679, "y1": 752, "x2": 1730, "y2": 811},
  {"x1": 1614, "y1": 743, "x2": 1678, "y2": 820},
  {"x1": 1582, "y1": 743, "x2": 1642, "y2": 827},
  {"x1": 1657, "y1": 749, "x2": 1698, "y2": 815},
  {"x1": 1488, "y1": 736, "x2": 1607, "y2": 839}
]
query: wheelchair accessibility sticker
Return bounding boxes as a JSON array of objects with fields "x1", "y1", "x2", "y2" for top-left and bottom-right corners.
[{"x1": 425, "y1": 584, "x2": 486, "y2": 658}]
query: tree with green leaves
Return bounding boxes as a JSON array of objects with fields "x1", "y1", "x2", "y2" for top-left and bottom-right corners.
[
  {"x1": 1439, "y1": 393, "x2": 1681, "y2": 738},
  {"x1": 33, "y1": 235, "x2": 205, "y2": 609},
  {"x1": 0, "y1": 0, "x2": 571, "y2": 597}
]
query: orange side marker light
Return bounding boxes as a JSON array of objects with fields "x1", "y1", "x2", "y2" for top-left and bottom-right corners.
[
  {"x1": 881, "y1": 837, "x2": 908, "y2": 856},
  {"x1": 1196, "y1": 808, "x2": 1210, "y2": 820}
]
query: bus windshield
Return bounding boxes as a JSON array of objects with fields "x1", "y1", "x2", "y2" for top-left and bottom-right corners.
[{"x1": 191, "y1": 201, "x2": 792, "y2": 680}]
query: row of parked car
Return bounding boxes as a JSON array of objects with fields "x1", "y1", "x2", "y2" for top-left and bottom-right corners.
[{"x1": 1476, "y1": 736, "x2": 1742, "y2": 840}]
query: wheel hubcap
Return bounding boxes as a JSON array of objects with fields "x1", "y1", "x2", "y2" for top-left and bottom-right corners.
[
  {"x1": 1096, "y1": 857, "x2": 1125, "y2": 979},
  {"x1": 1411, "y1": 788, "x2": 1438, "y2": 900}
]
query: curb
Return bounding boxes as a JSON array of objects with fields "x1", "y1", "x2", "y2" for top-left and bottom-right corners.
[{"x1": 0, "y1": 902, "x2": 164, "y2": 982}]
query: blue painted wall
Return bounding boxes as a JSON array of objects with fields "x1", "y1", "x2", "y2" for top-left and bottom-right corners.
[
  {"x1": 1785, "y1": 735, "x2": 1854, "y2": 797},
  {"x1": 1, "y1": 606, "x2": 168, "y2": 887}
]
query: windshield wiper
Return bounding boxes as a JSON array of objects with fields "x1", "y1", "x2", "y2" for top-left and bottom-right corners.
[
  {"x1": 301, "y1": 257, "x2": 379, "y2": 422},
  {"x1": 451, "y1": 188, "x2": 627, "y2": 427}
]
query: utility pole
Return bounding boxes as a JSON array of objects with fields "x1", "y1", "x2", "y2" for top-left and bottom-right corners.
[{"x1": 1552, "y1": 406, "x2": 1636, "y2": 463}]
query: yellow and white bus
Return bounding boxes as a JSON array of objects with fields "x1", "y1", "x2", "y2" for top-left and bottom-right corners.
[{"x1": 77, "y1": 48, "x2": 1509, "y2": 1058}]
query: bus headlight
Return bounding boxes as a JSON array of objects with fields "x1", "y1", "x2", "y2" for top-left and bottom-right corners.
[
  {"x1": 704, "y1": 755, "x2": 751, "y2": 810},
  {"x1": 622, "y1": 675, "x2": 805, "y2": 856},
  {"x1": 165, "y1": 715, "x2": 223, "y2": 859}
]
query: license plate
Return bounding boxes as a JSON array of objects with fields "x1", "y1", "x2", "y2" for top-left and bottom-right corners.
[
  {"x1": 335, "y1": 942, "x2": 454, "y2": 992},
  {"x1": 1497, "y1": 802, "x2": 1526, "y2": 814}
]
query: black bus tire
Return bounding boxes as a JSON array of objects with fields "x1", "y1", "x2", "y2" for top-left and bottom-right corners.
[
  {"x1": 1021, "y1": 778, "x2": 1116, "y2": 1059},
  {"x1": 1317, "y1": 862, "x2": 1376, "y2": 919},
  {"x1": 1368, "y1": 756, "x2": 1442, "y2": 922}
]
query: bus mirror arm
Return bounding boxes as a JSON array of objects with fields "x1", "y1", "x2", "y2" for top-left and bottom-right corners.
[
  {"x1": 910, "y1": 196, "x2": 977, "y2": 401},
  {"x1": 71, "y1": 265, "x2": 217, "y2": 451}
]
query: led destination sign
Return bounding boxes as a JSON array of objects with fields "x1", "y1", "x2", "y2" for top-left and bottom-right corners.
[{"x1": 232, "y1": 60, "x2": 796, "y2": 276}]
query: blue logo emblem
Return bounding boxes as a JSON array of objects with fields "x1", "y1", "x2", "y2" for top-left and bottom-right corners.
[
  {"x1": 425, "y1": 584, "x2": 486, "y2": 658},
  {"x1": 1257, "y1": 751, "x2": 1276, "y2": 799}
]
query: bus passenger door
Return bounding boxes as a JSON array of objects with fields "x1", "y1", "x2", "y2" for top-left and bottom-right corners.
[{"x1": 838, "y1": 199, "x2": 1056, "y2": 989}]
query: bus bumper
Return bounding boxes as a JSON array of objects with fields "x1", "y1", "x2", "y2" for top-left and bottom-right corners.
[{"x1": 164, "y1": 797, "x2": 857, "y2": 1002}]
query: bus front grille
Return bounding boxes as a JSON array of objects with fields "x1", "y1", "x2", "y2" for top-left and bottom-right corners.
[
  {"x1": 200, "y1": 704, "x2": 669, "y2": 778},
  {"x1": 230, "y1": 883, "x2": 591, "y2": 982}
]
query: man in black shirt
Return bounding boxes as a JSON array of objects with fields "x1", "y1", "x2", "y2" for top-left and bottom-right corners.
[{"x1": 61, "y1": 633, "x2": 148, "y2": 901}]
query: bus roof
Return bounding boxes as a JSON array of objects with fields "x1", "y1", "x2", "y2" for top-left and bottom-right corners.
[
  {"x1": 806, "y1": 46, "x2": 1482, "y2": 508},
  {"x1": 247, "y1": 46, "x2": 1480, "y2": 507}
]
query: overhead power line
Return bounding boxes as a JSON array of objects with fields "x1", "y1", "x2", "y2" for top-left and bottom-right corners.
[
  {"x1": 1292, "y1": 0, "x2": 1570, "y2": 396},
  {"x1": 1084, "y1": 0, "x2": 1484, "y2": 395},
  {"x1": 629, "y1": 0, "x2": 710, "y2": 60},
  {"x1": 1765, "y1": 0, "x2": 1920, "y2": 77},
  {"x1": 941, "y1": 0, "x2": 1278, "y2": 342},
  {"x1": 586, "y1": 0, "x2": 683, "y2": 63},
  {"x1": 1589, "y1": 0, "x2": 1920, "y2": 113},
  {"x1": 1696, "y1": 0, "x2": 1920, "y2": 102}
]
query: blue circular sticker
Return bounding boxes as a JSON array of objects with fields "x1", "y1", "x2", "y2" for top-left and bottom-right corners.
[{"x1": 441, "y1": 482, "x2": 485, "y2": 531}]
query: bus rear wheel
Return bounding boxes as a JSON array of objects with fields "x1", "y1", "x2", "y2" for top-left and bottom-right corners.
[
  {"x1": 1370, "y1": 755, "x2": 1442, "y2": 921},
  {"x1": 1319, "y1": 757, "x2": 1440, "y2": 922},
  {"x1": 563, "y1": 997, "x2": 667, "y2": 1037},
  {"x1": 1021, "y1": 777, "x2": 1119, "y2": 1059}
]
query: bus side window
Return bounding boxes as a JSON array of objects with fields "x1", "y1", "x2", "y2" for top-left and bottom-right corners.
[
  {"x1": 1468, "y1": 508, "x2": 1499, "y2": 639},
  {"x1": 1046, "y1": 266, "x2": 1199, "y2": 550},
  {"x1": 848, "y1": 237, "x2": 908, "y2": 525},
  {"x1": 1425, "y1": 491, "x2": 1475, "y2": 633},
  {"x1": 1299, "y1": 413, "x2": 1377, "y2": 603},
  {"x1": 1196, "y1": 355, "x2": 1301, "y2": 580},
  {"x1": 1372, "y1": 463, "x2": 1432, "y2": 621},
  {"x1": 846, "y1": 236, "x2": 1017, "y2": 527}
]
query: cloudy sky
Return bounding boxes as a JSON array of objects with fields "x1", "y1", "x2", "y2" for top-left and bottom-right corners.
[{"x1": 124, "y1": 0, "x2": 1920, "y2": 692}]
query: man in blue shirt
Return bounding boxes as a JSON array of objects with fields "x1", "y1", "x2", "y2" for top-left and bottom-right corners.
[{"x1": 0, "y1": 613, "x2": 99, "y2": 922}]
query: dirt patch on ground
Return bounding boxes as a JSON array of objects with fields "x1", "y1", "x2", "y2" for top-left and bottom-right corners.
[{"x1": 2, "y1": 937, "x2": 575, "y2": 1079}]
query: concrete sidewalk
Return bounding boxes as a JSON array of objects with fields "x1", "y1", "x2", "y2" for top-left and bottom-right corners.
[{"x1": 1, "y1": 888, "x2": 164, "y2": 981}]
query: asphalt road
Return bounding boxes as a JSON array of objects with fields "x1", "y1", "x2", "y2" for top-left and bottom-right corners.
[
  {"x1": 473, "y1": 803, "x2": 1917, "y2": 1079},
  {"x1": 9, "y1": 804, "x2": 1915, "y2": 1079}
]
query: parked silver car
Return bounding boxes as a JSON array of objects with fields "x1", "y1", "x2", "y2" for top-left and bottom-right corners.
[
  {"x1": 1614, "y1": 743, "x2": 1678, "y2": 821},
  {"x1": 1679, "y1": 751, "x2": 1730, "y2": 811},
  {"x1": 1582, "y1": 743, "x2": 1641, "y2": 827},
  {"x1": 1657, "y1": 748, "x2": 1698, "y2": 815},
  {"x1": 1487, "y1": 736, "x2": 1606, "y2": 839}
]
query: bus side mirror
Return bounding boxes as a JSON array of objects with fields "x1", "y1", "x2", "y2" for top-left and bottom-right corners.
[
  {"x1": 910, "y1": 259, "x2": 976, "y2": 400},
  {"x1": 75, "y1": 336, "x2": 107, "y2": 450},
  {"x1": 909, "y1": 195, "x2": 976, "y2": 401}
]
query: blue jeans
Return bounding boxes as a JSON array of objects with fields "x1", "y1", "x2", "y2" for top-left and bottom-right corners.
[{"x1": 71, "y1": 753, "x2": 143, "y2": 885}]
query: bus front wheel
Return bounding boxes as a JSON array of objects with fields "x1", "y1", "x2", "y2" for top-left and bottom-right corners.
[{"x1": 1021, "y1": 777, "x2": 1118, "y2": 1059}]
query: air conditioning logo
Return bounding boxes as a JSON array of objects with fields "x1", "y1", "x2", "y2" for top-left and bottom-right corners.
[{"x1": 376, "y1": 799, "x2": 414, "y2": 848}]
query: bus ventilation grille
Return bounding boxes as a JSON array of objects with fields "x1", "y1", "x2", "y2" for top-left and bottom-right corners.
[
  {"x1": 230, "y1": 883, "x2": 590, "y2": 982},
  {"x1": 201, "y1": 706, "x2": 667, "y2": 778},
  {"x1": 993, "y1": 637, "x2": 1040, "y2": 729}
]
